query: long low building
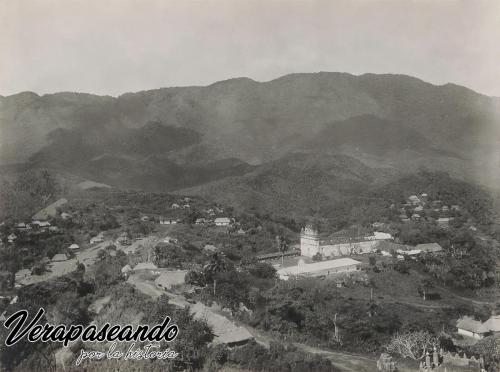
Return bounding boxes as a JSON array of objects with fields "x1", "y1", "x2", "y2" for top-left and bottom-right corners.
[{"x1": 277, "y1": 258, "x2": 361, "y2": 280}]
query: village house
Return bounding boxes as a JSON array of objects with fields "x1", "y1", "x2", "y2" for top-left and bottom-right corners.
[
  {"x1": 52, "y1": 253, "x2": 68, "y2": 262},
  {"x1": 204, "y1": 244, "x2": 218, "y2": 253},
  {"x1": 16, "y1": 222, "x2": 28, "y2": 230},
  {"x1": 121, "y1": 264, "x2": 132, "y2": 277},
  {"x1": 159, "y1": 217, "x2": 177, "y2": 225},
  {"x1": 32, "y1": 220, "x2": 51, "y2": 229},
  {"x1": 456, "y1": 315, "x2": 500, "y2": 340},
  {"x1": 60, "y1": 212, "x2": 72, "y2": 220},
  {"x1": 90, "y1": 234, "x2": 104, "y2": 244},
  {"x1": 215, "y1": 217, "x2": 231, "y2": 227},
  {"x1": 163, "y1": 236, "x2": 178, "y2": 244},
  {"x1": 411, "y1": 213, "x2": 421, "y2": 221},
  {"x1": 68, "y1": 243, "x2": 80, "y2": 251},
  {"x1": 15, "y1": 269, "x2": 31, "y2": 283},
  {"x1": 133, "y1": 262, "x2": 158, "y2": 272},
  {"x1": 415, "y1": 242, "x2": 443, "y2": 254},
  {"x1": 414, "y1": 205, "x2": 424, "y2": 212},
  {"x1": 277, "y1": 258, "x2": 361, "y2": 280},
  {"x1": 195, "y1": 218, "x2": 206, "y2": 225},
  {"x1": 437, "y1": 217, "x2": 453, "y2": 226},
  {"x1": 7, "y1": 233, "x2": 17, "y2": 243}
]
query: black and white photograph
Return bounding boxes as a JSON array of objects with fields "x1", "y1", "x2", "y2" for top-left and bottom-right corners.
[{"x1": 0, "y1": 0, "x2": 499, "y2": 371}]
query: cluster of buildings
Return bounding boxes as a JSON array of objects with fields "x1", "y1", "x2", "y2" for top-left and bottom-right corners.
[
  {"x1": 456, "y1": 314, "x2": 500, "y2": 340},
  {"x1": 399, "y1": 194, "x2": 460, "y2": 226}
]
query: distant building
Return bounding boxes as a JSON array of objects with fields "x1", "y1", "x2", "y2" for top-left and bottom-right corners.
[
  {"x1": 437, "y1": 217, "x2": 452, "y2": 226},
  {"x1": 140, "y1": 216, "x2": 150, "y2": 222},
  {"x1": 204, "y1": 244, "x2": 218, "y2": 252},
  {"x1": 90, "y1": 235, "x2": 104, "y2": 244},
  {"x1": 52, "y1": 253, "x2": 68, "y2": 262},
  {"x1": 415, "y1": 243, "x2": 443, "y2": 254},
  {"x1": 60, "y1": 212, "x2": 72, "y2": 220},
  {"x1": 133, "y1": 262, "x2": 158, "y2": 271},
  {"x1": 457, "y1": 315, "x2": 500, "y2": 340},
  {"x1": 414, "y1": 205, "x2": 424, "y2": 212},
  {"x1": 163, "y1": 236, "x2": 178, "y2": 244},
  {"x1": 32, "y1": 220, "x2": 51, "y2": 228},
  {"x1": 171, "y1": 203, "x2": 180, "y2": 209},
  {"x1": 215, "y1": 217, "x2": 231, "y2": 226},
  {"x1": 396, "y1": 249, "x2": 422, "y2": 257},
  {"x1": 15, "y1": 269, "x2": 31, "y2": 282},
  {"x1": 68, "y1": 243, "x2": 80, "y2": 251},
  {"x1": 277, "y1": 258, "x2": 361, "y2": 280},
  {"x1": 195, "y1": 218, "x2": 206, "y2": 225},
  {"x1": 411, "y1": 213, "x2": 421, "y2": 221},
  {"x1": 300, "y1": 225, "x2": 392, "y2": 258},
  {"x1": 7, "y1": 234, "x2": 17, "y2": 243},
  {"x1": 159, "y1": 218, "x2": 177, "y2": 225},
  {"x1": 121, "y1": 264, "x2": 132, "y2": 276}
]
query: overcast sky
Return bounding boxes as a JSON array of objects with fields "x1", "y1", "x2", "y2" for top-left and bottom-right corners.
[{"x1": 1, "y1": 0, "x2": 499, "y2": 97}]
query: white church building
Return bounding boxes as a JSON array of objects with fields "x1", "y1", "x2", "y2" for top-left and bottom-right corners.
[{"x1": 300, "y1": 225, "x2": 392, "y2": 258}]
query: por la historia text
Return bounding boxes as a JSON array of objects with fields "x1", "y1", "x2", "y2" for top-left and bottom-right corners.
[
  {"x1": 76, "y1": 341, "x2": 179, "y2": 366},
  {"x1": 2, "y1": 308, "x2": 179, "y2": 347}
]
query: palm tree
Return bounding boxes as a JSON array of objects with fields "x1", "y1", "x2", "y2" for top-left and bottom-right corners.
[{"x1": 203, "y1": 252, "x2": 227, "y2": 296}]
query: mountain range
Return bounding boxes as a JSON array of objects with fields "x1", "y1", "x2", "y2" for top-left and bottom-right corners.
[{"x1": 1, "y1": 72, "x2": 499, "y2": 215}]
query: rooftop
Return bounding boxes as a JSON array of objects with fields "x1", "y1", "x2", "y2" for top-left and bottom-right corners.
[{"x1": 278, "y1": 258, "x2": 361, "y2": 276}]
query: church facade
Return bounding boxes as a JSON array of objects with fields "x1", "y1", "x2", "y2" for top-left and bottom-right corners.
[{"x1": 300, "y1": 225, "x2": 392, "y2": 258}]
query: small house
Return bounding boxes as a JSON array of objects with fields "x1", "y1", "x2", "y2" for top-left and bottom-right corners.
[
  {"x1": 171, "y1": 203, "x2": 180, "y2": 209},
  {"x1": 456, "y1": 315, "x2": 500, "y2": 340},
  {"x1": 437, "y1": 217, "x2": 452, "y2": 226},
  {"x1": 15, "y1": 269, "x2": 31, "y2": 282},
  {"x1": 133, "y1": 262, "x2": 158, "y2": 271},
  {"x1": 195, "y1": 218, "x2": 206, "y2": 225},
  {"x1": 52, "y1": 253, "x2": 68, "y2": 262},
  {"x1": 7, "y1": 233, "x2": 17, "y2": 243},
  {"x1": 90, "y1": 235, "x2": 104, "y2": 244},
  {"x1": 411, "y1": 213, "x2": 421, "y2": 221},
  {"x1": 60, "y1": 212, "x2": 72, "y2": 220},
  {"x1": 204, "y1": 244, "x2": 218, "y2": 252},
  {"x1": 215, "y1": 217, "x2": 231, "y2": 227},
  {"x1": 415, "y1": 243, "x2": 443, "y2": 254},
  {"x1": 414, "y1": 205, "x2": 424, "y2": 212},
  {"x1": 68, "y1": 243, "x2": 80, "y2": 251},
  {"x1": 121, "y1": 264, "x2": 132, "y2": 276},
  {"x1": 163, "y1": 236, "x2": 178, "y2": 244}
]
